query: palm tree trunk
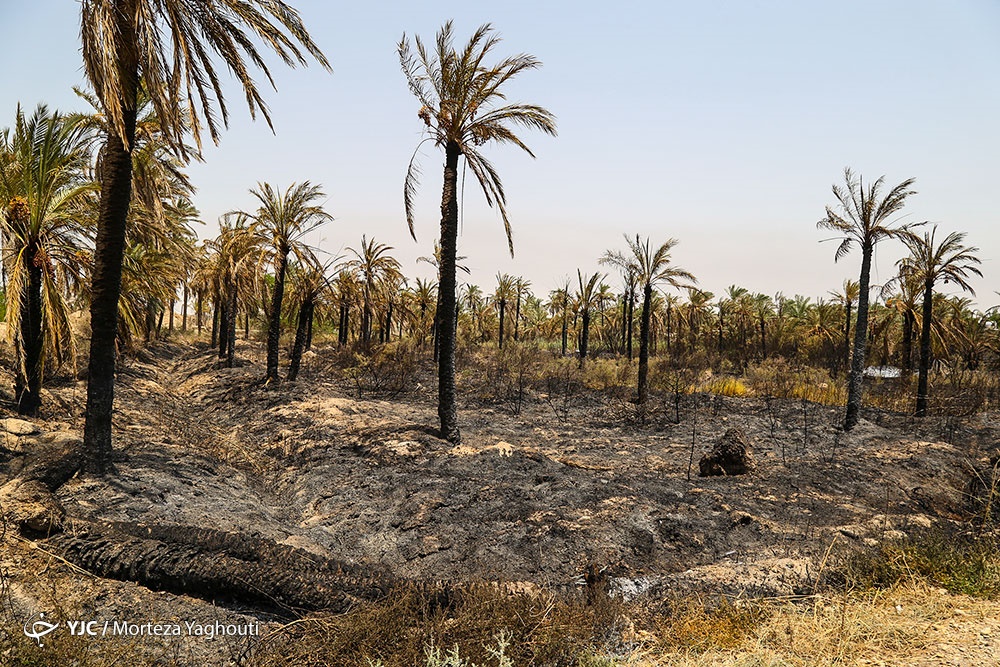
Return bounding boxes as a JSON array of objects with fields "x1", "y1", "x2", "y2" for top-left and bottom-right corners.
[
  {"x1": 498, "y1": 299, "x2": 506, "y2": 349},
  {"x1": 844, "y1": 248, "x2": 873, "y2": 431},
  {"x1": 226, "y1": 287, "x2": 237, "y2": 369},
  {"x1": 619, "y1": 294, "x2": 627, "y2": 355},
  {"x1": 626, "y1": 286, "x2": 634, "y2": 361},
  {"x1": 181, "y1": 283, "x2": 188, "y2": 332},
  {"x1": 16, "y1": 243, "x2": 43, "y2": 416},
  {"x1": 210, "y1": 293, "x2": 219, "y2": 349},
  {"x1": 196, "y1": 289, "x2": 203, "y2": 335},
  {"x1": 561, "y1": 305, "x2": 568, "y2": 356},
  {"x1": 305, "y1": 308, "x2": 314, "y2": 351},
  {"x1": 579, "y1": 309, "x2": 590, "y2": 367},
  {"x1": 759, "y1": 315, "x2": 767, "y2": 360},
  {"x1": 169, "y1": 297, "x2": 175, "y2": 332},
  {"x1": 338, "y1": 301, "x2": 348, "y2": 346},
  {"x1": 638, "y1": 283, "x2": 653, "y2": 409},
  {"x1": 287, "y1": 298, "x2": 314, "y2": 382},
  {"x1": 218, "y1": 297, "x2": 229, "y2": 359},
  {"x1": 843, "y1": 302, "x2": 852, "y2": 372},
  {"x1": 514, "y1": 295, "x2": 521, "y2": 342},
  {"x1": 437, "y1": 140, "x2": 461, "y2": 444},
  {"x1": 666, "y1": 304, "x2": 672, "y2": 354},
  {"x1": 82, "y1": 38, "x2": 138, "y2": 473},
  {"x1": 385, "y1": 300, "x2": 393, "y2": 342},
  {"x1": 266, "y1": 249, "x2": 289, "y2": 381},
  {"x1": 901, "y1": 310, "x2": 914, "y2": 377},
  {"x1": 915, "y1": 281, "x2": 934, "y2": 417}
]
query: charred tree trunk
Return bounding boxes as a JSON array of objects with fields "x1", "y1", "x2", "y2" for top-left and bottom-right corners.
[
  {"x1": 196, "y1": 289, "x2": 204, "y2": 335},
  {"x1": 637, "y1": 283, "x2": 653, "y2": 410},
  {"x1": 218, "y1": 296, "x2": 229, "y2": 360},
  {"x1": 901, "y1": 309, "x2": 914, "y2": 377},
  {"x1": 843, "y1": 301, "x2": 852, "y2": 372},
  {"x1": 845, "y1": 247, "x2": 873, "y2": 431},
  {"x1": 579, "y1": 309, "x2": 591, "y2": 367},
  {"x1": 266, "y1": 249, "x2": 289, "y2": 382},
  {"x1": 45, "y1": 524, "x2": 394, "y2": 614},
  {"x1": 916, "y1": 281, "x2": 934, "y2": 417},
  {"x1": 15, "y1": 242, "x2": 44, "y2": 416},
  {"x1": 305, "y1": 307, "x2": 314, "y2": 352},
  {"x1": 226, "y1": 288, "x2": 237, "y2": 369},
  {"x1": 497, "y1": 298, "x2": 506, "y2": 350},
  {"x1": 513, "y1": 294, "x2": 521, "y2": 342},
  {"x1": 437, "y1": 140, "x2": 461, "y2": 443},
  {"x1": 169, "y1": 297, "x2": 175, "y2": 332},
  {"x1": 287, "y1": 298, "x2": 314, "y2": 382},
  {"x1": 561, "y1": 304, "x2": 568, "y2": 357},
  {"x1": 210, "y1": 292, "x2": 220, "y2": 350},
  {"x1": 181, "y1": 283, "x2": 188, "y2": 332},
  {"x1": 626, "y1": 285, "x2": 635, "y2": 361},
  {"x1": 82, "y1": 21, "x2": 139, "y2": 473}
]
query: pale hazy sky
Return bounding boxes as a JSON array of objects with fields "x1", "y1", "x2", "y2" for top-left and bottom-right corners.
[{"x1": 3, "y1": 1, "x2": 999, "y2": 306}]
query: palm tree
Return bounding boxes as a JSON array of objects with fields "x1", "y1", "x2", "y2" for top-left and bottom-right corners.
[
  {"x1": 493, "y1": 273, "x2": 516, "y2": 349},
  {"x1": 206, "y1": 216, "x2": 260, "y2": 367},
  {"x1": 898, "y1": 226, "x2": 982, "y2": 416},
  {"x1": 286, "y1": 260, "x2": 330, "y2": 381},
  {"x1": 817, "y1": 168, "x2": 919, "y2": 431},
  {"x1": 235, "y1": 181, "x2": 331, "y2": 382},
  {"x1": 548, "y1": 282, "x2": 572, "y2": 356},
  {"x1": 751, "y1": 293, "x2": 774, "y2": 360},
  {"x1": 0, "y1": 105, "x2": 95, "y2": 415},
  {"x1": 344, "y1": 235, "x2": 402, "y2": 346},
  {"x1": 575, "y1": 270, "x2": 604, "y2": 367},
  {"x1": 828, "y1": 279, "x2": 860, "y2": 373},
  {"x1": 399, "y1": 22, "x2": 556, "y2": 444},
  {"x1": 512, "y1": 277, "x2": 531, "y2": 342},
  {"x1": 79, "y1": 0, "x2": 329, "y2": 472},
  {"x1": 602, "y1": 235, "x2": 696, "y2": 410}
]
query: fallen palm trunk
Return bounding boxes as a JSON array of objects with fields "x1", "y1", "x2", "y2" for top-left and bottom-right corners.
[{"x1": 45, "y1": 522, "x2": 398, "y2": 613}]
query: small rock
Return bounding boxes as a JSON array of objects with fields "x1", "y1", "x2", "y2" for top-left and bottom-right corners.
[{"x1": 4, "y1": 418, "x2": 39, "y2": 436}]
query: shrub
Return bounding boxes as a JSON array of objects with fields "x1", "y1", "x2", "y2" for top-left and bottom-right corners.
[{"x1": 347, "y1": 340, "x2": 419, "y2": 397}]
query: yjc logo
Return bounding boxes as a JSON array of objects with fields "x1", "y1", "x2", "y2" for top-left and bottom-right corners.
[{"x1": 23, "y1": 612, "x2": 59, "y2": 647}]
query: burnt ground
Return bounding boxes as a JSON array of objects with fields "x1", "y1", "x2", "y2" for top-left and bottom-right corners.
[{"x1": 2, "y1": 339, "x2": 998, "y2": 663}]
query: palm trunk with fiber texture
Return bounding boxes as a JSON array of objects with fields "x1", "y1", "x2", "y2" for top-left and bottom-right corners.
[
  {"x1": 265, "y1": 249, "x2": 288, "y2": 381},
  {"x1": 82, "y1": 24, "x2": 138, "y2": 473},
  {"x1": 844, "y1": 248, "x2": 872, "y2": 431},
  {"x1": 915, "y1": 281, "x2": 933, "y2": 417},
  {"x1": 637, "y1": 283, "x2": 652, "y2": 410},
  {"x1": 16, "y1": 243, "x2": 43, "y2": 416},
  {"x1": 437, "y1": 141, "x2": 461, "y2": 443}
]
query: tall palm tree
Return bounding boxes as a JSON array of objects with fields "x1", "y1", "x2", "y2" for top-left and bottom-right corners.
[
  {"x1": 399, "y1": 22, "x2": 556, "y2": 444},
  {"x1": 79, "y1": 0, "x2": 329, "y2": 472},
  {"x1": 817, "y1": 168, "x2": 919, "y2": 431},
  {"x1": 898, "y1": 226, "x2": 981, "y2": 416},
  {"x1": 235, "y1": 181, "x2": 331, "y2": 382},
  {"x1": 575, "y1": 270, "x2": 603, "y2": 366},
  {"x1": 602, "y1": 235, "x2": 696, "y2": 410},
  {"x1": 0, "y1": 105, "x2": 95, "y2": 415}
]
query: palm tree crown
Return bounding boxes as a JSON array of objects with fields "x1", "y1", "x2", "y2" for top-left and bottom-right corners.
[{"x1": 399, "y1": 21, "x2": 557, "y2": 254}]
